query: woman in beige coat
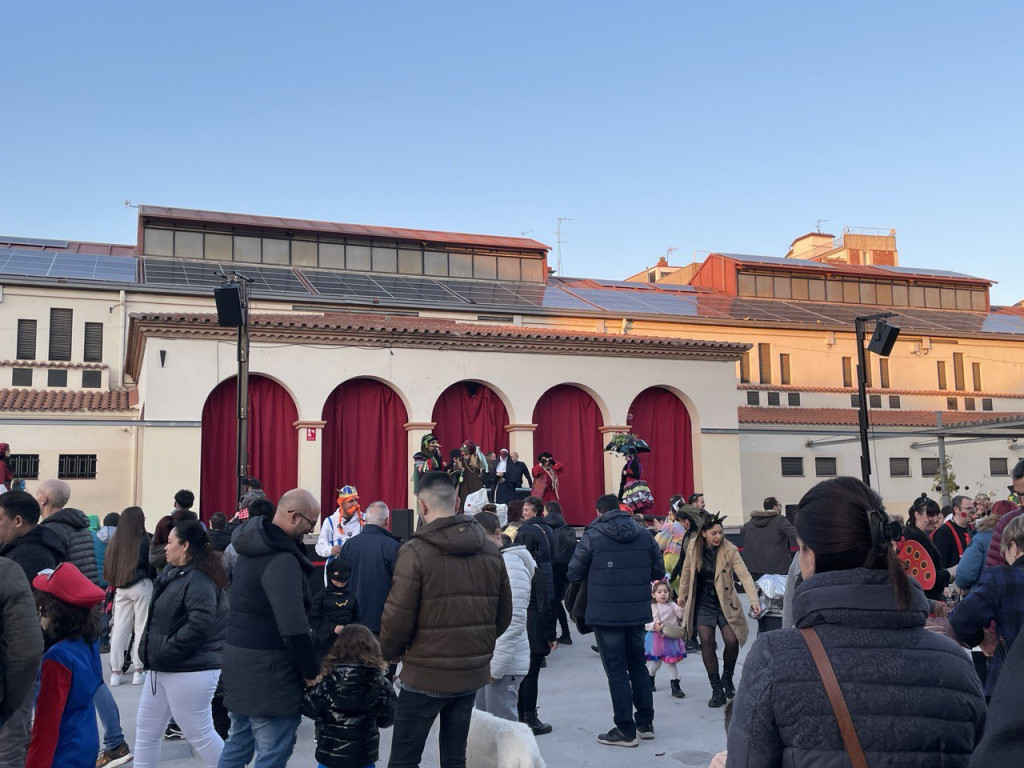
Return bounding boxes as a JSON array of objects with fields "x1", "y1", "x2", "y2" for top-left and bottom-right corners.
[{"x1": 677, "y1": 513, "x2": 759, "y2": 708}]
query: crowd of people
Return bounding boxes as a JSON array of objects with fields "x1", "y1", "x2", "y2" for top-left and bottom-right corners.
[{"x1": 2, "y1": 446, "x2": 1024, "y2": 768}]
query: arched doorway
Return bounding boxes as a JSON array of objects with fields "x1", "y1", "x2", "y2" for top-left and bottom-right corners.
[
  {"x1": 532, "y1": 385, "x2": 603, "y2": 525},
  {"x1": 200, "y1": 375, "x2": 298, "y2": 522},
  {"x1": 627, "y1": 387, "x2": 695, "y2": 514},
  {"x1": 321, "y1": 378, "x2": 410, "y2": 520},
  {"x1": 431, "y1": 381, "x2": 509, "y2": 457}
]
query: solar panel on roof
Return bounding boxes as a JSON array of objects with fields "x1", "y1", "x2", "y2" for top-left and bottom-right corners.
[
  {"x1": 875, "y1": 264, "x2": 981, "y2": 280},
  {"x1": 0, "y1": 236, "x2": 71, "y2": 248},
  {"x1": 144, "y1": 259, "x2": 310, "y2": 295},
  {"x1": 0, "y1": 248, "x2": 137, "y2": 282}
]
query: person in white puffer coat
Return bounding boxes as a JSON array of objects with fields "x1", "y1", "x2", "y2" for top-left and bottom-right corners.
[{"x1": 474, "y1": 510, "x2": 535, "y2": 721}]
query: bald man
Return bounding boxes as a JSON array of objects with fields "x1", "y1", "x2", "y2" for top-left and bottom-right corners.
[
  {"x1": 36, "y1": 478, "x2": 100, "y2": 585},
  {"x1": 219, "y1": 488, "x2": 321, "y2": 768}
]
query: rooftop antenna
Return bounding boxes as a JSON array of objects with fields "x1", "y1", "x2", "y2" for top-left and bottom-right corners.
[
  {"x1": 666, "y1": 246, "x2": 678, "y2": 261},
  {"x1": 816, "y1": 218, "x2": 828, "y2": 233},
  {"x1": 520, "y1": 230, "x2": 533, "y2": 236},
  {"x1": 556, "y1": 217, "x2": 573, "y2": 275},
  {"x1": 124, "y1": 200, "x2": 138, "y2": 209}
]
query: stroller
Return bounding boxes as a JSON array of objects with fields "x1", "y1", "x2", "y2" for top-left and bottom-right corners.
[{"x1": 752, "y1": 574, "x2": 786, "y2": 633}]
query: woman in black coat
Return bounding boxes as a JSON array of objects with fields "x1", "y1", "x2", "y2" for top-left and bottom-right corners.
[
  {"x1": 514, "y1": 525, "x2": 557, "y2": 736},
  {"x1": 727, "y1": 477, "x2": 985, "y2": 767},
  {"x1": 134, "y1": 521, "x2": 228, "y2": 768}
]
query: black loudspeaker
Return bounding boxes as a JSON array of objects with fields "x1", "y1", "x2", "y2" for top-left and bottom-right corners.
[
  {"x1": 214, "y1": 283, "x2": 244, "y2": 327},
  {"x1": 391, "y1": 508, "x2": 415, "y2": 541},
  {"x1": 867, "y1": 320, "x2": 900, "y2": 357}
]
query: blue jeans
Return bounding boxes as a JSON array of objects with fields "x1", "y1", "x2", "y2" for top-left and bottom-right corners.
[
  {"x1": 388, "y1": 689, "x2": 475, "y2": 768},
  {"x1": 594, "y1": 625, "x2": 653, "y2": 738},
  {"x1": 94, "y1": 682, "x2": 124, "y2": 751},
  {"x1": 217, "y1": 712, "x2": 301, "y2": 768}
]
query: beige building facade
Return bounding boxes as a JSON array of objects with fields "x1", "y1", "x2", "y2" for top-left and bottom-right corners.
[{"x1": 2, "y1": 212, "x2": 1022, "y2": 527}]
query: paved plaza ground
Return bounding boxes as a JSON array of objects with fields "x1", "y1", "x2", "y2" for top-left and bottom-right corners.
[{"x1": 102, "y1": 599, "x2": 758, "y2": 767}]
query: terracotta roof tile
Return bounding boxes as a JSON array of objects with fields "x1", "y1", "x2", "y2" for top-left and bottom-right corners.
[
  {"x1": 132, "y1": 311, "x2": 751, "y2": 351},
  {"x1": 0, "y1": 388, "x2": 134, "y2": 413},
  {"x1": 738, "y1": 407, "x2": 1024, "y2": 428}
]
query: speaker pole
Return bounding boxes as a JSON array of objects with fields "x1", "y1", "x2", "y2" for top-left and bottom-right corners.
[
  {"x1": 236, "y1": 278, "x2": 250, "y2": 508},
  {"x1": 855, "y1": 311, "x2": 898, "y2": 488}
]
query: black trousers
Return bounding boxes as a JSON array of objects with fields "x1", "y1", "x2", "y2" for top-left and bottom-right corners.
[
  {"x1": 388, "y1": 688, "x2": 475, "y2": 768},
  {"x1": 517, "y1": 652, "x2": 545, "y2": 718}
]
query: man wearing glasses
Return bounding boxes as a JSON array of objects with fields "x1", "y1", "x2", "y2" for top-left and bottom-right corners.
[
  {"x1": 219, "y1": 489, "x2": 321, "y2": 768},
  {"x1": 931, "y1": 495, "x2": 974, "y2": 574}
]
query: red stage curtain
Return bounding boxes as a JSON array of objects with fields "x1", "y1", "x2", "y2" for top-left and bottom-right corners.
[
  {"x1": 321, "y1": 378, "x2": 409, "y2": 521},
  {"x1": 532, "y1": 385, "x2": 603, "y2": 526},
  {"x1": 200, "y1": 375, "x2": 298, "y2": 522},
  {"x1": 627, "y1": 387, "x2": 694, "y2": 514},
  {"x1": 431, "y1": 382, "x2": 509, "y2": 456}
]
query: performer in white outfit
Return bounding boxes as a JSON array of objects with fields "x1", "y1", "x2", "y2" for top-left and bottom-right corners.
[{"x1": 315, "y1": 485, "x2": 363, "y2": 583}]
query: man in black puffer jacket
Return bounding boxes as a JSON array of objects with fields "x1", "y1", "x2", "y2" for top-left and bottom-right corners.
[
  {"x1": 0, "y1": 490, "x2": 64, "y2": 581},
  {"x1": 568, "y1": 494, "x2": 664, "y2": 748},
  {"x1": 36, "y1": 478, "x2": 100, "y2": 585},
  {"x1": 219, "y1": 488, "x2": 320, "y2": 768}
]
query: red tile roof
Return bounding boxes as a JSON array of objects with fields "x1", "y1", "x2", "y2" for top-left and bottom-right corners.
[
  {"x1": 138, "y1": 206, "x2": 551, "y2": 253},
  {"x1": 0, "y1": 388, "x2": 134, "y2": 413},
  {"x1": 738, "y1": 407, "x2": 1024, "y2": 428}
]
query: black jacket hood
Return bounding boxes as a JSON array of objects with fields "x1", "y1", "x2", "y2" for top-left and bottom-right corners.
[
  {"x1": 233, "y1": 516, "x2": 313, "y2": 573},
  {"x1": 593, "y1": 510, "x2": 644, "y2": 544}
]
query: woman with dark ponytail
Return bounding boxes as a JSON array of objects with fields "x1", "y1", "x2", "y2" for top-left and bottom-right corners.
[{"x1": 726, "y1": 477, "x2": 985, "y2": 767}]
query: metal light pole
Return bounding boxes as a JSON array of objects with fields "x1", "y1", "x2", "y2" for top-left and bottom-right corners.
[{"x1": 855, "y1": 312, "x2": 899, "y2": 487}]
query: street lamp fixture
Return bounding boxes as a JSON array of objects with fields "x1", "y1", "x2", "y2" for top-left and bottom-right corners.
[{"x1": 855, "y1": 313, "x2": 900, "y2": 486}]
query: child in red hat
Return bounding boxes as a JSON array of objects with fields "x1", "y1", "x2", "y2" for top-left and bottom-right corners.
[{"x1": 26, "y1": 562, "x2": 106, "y2": 768}]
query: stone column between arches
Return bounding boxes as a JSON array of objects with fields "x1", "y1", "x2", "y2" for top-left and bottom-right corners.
[
  {"x1": 505, "y1": 423, "x2": 537, "y2": 478},
  {"x1": 599, "y1": 425, "x2": 631, "y2": 506},
  {"x1": 405, "y1": 421, "x2": 436, "y2": 516},
  {"x1": 294, "y1": 419, "x2": 326, "y2": 532}
]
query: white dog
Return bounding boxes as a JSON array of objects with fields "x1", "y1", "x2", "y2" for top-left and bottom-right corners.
[{"x1": 466, "y1": 707, "x2": 546, "y2": 768}]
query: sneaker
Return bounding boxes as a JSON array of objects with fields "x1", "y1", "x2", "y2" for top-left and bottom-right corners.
[
  {"x1": 557, "y1": 634, "x2": 573, "y2": 646},
  {"x1": 109, "y1": 672, "x2": 124, "y2": 687},
  {"x1": 96, "y1": 741, "x2": 133, "y2": 768},
  {"x1": 637, "y1": 725, "x2": 655, "y2": 740},
  {"x1": 163, "y1": 722, "x2": 184, "y2": 741},
  {"x1": 131, "y1": 670, "x2": 146, "y2": 685},
  {"x1": 597, "y1": 727, "x2": 638, "y2": 747}
]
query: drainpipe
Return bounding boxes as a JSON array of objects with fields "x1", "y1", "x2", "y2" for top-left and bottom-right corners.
[{"x1": 118, "y1": 289, "x2": 127, "y2": 387}]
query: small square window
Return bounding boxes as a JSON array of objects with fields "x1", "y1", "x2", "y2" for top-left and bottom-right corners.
[
  {"x1": 921, "y1": 458, "x2": 940, "y2": 477},
  {"x1": 889, "y1": 457, "x2": 911, "y2": 477},
  {"x1": 982, "y1": 398, "x2": 993, "y2": 411},
  {"x1": 850, "y1": 394, "x2": 860, "y2": 408},
  {"x1": 889, "y1": 395, "x2": 901, "y2": 409},
  {"x1": 47, "y1": 369, "x2": 68, "y2": 387},
  {"x1": 767, "y1": 391, "x2": 781, "y2": 406},
  {"x1": 869, "y1": 394, "x2": 882, "y2": 409},
  {"x1": 946, "y1": 397, "x2": 958, "y2": 411},
  {"x1": 815, "y1": 457, "x2": 837, "y2": 477},
  {"x1": 990, "y1": 458, "x2": 1009, "y2": 477},
  {"x1": 746, "y1": 391, "x2": 760, "y2": 406},
  {"x1": 781, "y1": 457, "x2": 804, "y2": 477},
  {"x1": 788, "y1": 392, "x2": 801, "y2": 406},
  {"x1": 12, "y1": 368, "x2": 32, "y2": 386},
  {"x1": 82, "y1": 370, "x2": 102, "y2": 388},
  {"x1": 964, "y1": 398, "x2": 976, "y2": 411}
]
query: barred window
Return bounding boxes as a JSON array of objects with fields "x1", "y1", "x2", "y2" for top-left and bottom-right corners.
[{"x1": 58, "y1": 454, "x2": 97, "y2": 479}]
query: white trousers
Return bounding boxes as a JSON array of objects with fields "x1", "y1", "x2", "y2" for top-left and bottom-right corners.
[
  {"x1": 110, "y1": 579, "x2": 152, "y2": 672},
  {"x1": 133, "y1": 668, "x2": 223, "y2": 768}
]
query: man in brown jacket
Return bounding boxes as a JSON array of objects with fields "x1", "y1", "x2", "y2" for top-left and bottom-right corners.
[{"x1": 381, "y1": 471, "x2": 512, "y2": 768}]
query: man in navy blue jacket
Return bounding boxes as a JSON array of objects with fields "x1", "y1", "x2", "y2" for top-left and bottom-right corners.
[
  {"x1": 567, "y1": 494, "x2": 664, "y2": 748},
  {"x1": 340, "y1": 501, "x2": 402, "y2": 634}
]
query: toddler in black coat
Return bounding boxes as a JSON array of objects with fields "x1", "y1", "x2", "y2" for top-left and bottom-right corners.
[
  {"x1": 311, "y1": 559, "x2": 356, "y2": 660},
  {"x1": 302, "y1": 624, "x2": 396, "y2": 768}
]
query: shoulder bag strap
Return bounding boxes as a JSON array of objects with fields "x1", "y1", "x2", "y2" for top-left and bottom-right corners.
[{"x1": 799, "y1": 627, "x2": 868, "y2": 768}]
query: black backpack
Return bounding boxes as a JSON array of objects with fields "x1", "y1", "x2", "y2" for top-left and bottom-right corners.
[{"x1": 554, "y1": 525, "x2": 578, "y2": 565}]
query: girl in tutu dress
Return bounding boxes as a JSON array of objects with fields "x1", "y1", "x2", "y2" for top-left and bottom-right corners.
[{"x1": 645, "y1": 580, "x2": 686, "y2": 698}]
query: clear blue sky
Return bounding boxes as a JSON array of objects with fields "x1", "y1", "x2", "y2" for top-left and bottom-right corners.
[{"x1": 3, "y1": 2, "x2": 1021, "y2": 304}]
